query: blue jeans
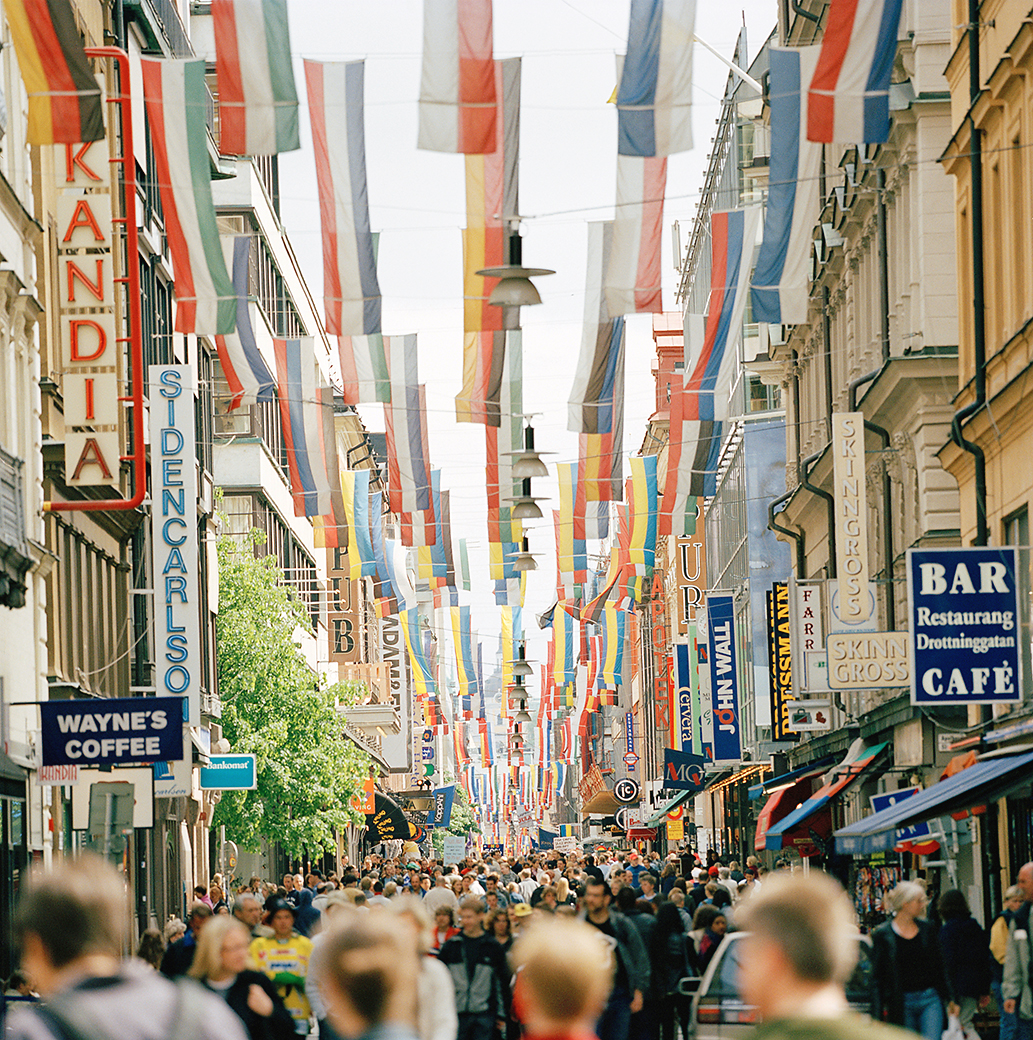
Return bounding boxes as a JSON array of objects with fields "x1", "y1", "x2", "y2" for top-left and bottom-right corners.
[
  {"x1": 992, "y1": 981, "x2": 1016, "y2": 1040},
  {"x1": 903, "y1": 988, "x2": 945, "y2": 1040},
  {"x1": 597, "y1": 986, "x2": 633, "y2": 1040}
]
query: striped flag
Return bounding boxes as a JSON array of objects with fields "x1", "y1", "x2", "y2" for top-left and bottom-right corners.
[
  {"x1": 215, "y1": 236, "x2": 275, "y2": 410},
  {"x1": 486, "y1": 330, "x2": 523, "y2": 570},
  {"x1": 627, "y1": 454, "x2": 658, "y2": 570},
  {"x1": 272, "y1": 338, "x2": 340, "y2": 518},
  {"x1": 367, "y1": 491, "x2": 398, "y2": 615},
  {"x1": 418, "y1": 0, "x2": 496, "y2": 154},
  {"x1": 141, "y1": 59, "x2": 235, "y2": 335},
  {"x1": 312, "y1": 384, "x2": 347, "y2": 548},
  {"x1": 751, "y1": 47, "x2": 822, "y2": 325},
  {"x1": 662, "y1": 205, "x2": 760, "y2": 506},
  {"x1": 338, "y1": 334, "x2": 390, "y2": 404},
  {"x1": 5, "y1": 0, "x2": 104, "y2": 145},
  {"x1": 551, "y1": 607, "x2": 576, "y2": 689},
  {"x1": 456, "y1": 58, "x2": 520, "y2": 426},
  {"x1": 600, "y1": 606, "x2": 625, "y2": 691},
  {"x1": 807, "y1": 0, "x2": 905, "y2": 145},
  {"x1": 384, "y1": 382, "x2": 433, "y2": 515},
  {"x1": 211, "y1": 0, "x2": 300, "y2": 155},
  {"x1": 401, "y1": 608, "x2": 437, "y2": 699},
  {"x1": 451, "y1": 606, "x2": 479, "y2": 717},
  {"x1": 605, "y1": 155, "x2": 666, "y2": 316},
  {"x1": 341, "y1": 470, "x2": 375, "y2": 579},
  {"x1": 305, "y1": 60, "x2": 381, "y2": 336},
  {"x1": 616, "y1": 0, "x2": 695, "y2": 157}
]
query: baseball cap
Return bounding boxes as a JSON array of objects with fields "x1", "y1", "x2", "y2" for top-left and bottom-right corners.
[{"x1": 708, "y1": 866, "x2": 720, "y2": 877}]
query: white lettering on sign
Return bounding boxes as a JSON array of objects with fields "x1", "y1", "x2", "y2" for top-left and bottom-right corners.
[
  {"x1": 150, "y1": 366, "x2": 201, "y2": 726},
  {"x1": 712, "y1": 621, "x2": 736, "y2": 733},
  {"x1": 57, "y1": 140, "x2": 121, "y2": 486},
  {"x1": 832, "y1": 413, "x2": 870, "y2": 623}
]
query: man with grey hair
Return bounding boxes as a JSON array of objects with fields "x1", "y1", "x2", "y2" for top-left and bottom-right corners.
[
  {"x1": 6, "y1": 855, "x2": 247, "y2": 1040},
  {"x1": 1003, "y1": 861, "x2": 1033, "y2": 1036},
  {"x1": 233, "y1": 893, "x2": 272, "y2": 938},
  {"x1": 737, "y1": 872, "x2": 912, "y2": 1040}
]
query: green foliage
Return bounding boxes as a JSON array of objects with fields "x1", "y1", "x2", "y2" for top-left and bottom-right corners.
[
  {"x1": 430, "y1": 779, "x2": 480, "y2": 857},
  {"x1": 213, "y1": 529, "x2": 370, "y2": 857}
]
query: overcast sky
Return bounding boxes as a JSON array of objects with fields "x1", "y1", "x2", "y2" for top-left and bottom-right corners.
[{"x1": 277, "y1": 0, "x2": 777, "y2": 680}]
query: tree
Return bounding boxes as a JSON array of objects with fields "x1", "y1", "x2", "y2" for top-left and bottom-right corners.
[
  {"x1": 212, "y1": 529, "x2": 370, "y2": 857},
  {"x1": 430, "y1": 779, "x2": 480, "y2": 858}
]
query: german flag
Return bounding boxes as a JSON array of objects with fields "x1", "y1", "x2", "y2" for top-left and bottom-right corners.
[{"x1": 5, "y1": 0, "x2": 104, "y2": 145}]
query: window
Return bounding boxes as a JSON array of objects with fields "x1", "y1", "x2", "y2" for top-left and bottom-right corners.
[{"x1": 1004, "y1": 506, "x2": 1031, "y2": 704}]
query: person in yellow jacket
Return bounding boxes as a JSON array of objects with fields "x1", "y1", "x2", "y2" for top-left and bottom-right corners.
[{"x1": 250, "y1": 899, "x2": 315, "y2": 1035}]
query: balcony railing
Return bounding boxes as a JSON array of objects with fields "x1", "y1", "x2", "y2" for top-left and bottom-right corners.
[{"x1": 0, "y1": 445, "x2": 26, "y2": 555}]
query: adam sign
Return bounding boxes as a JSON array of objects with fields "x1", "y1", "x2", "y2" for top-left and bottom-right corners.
[{"x1": 58, "y1": 141, "x2": 121, "y2": 486}]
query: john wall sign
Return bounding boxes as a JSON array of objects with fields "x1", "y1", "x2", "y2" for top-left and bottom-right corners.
[
  {"x1": 41, "y1": 696, "x2": 184, "y2": 767},
  {"x1": 908, "y1": 547, "x2": 1021, "y2": 705}
]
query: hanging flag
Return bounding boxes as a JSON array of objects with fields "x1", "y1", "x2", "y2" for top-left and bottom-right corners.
[
  {"x1": 751, "y1": 47, "x2": 822, "y2": 325},
  {"x1": 384, "y1": 539, "x2": 417, "y2": 612},
  {"x1": 305, "y1": 59, "x2": 381, "y2": 336},
  {"x1": 605, "y1": 155, "x2": 666, "y2": 316},
  {"x1": 459, "y1": 539, "x2": 472, "y2": 591},
  {"x1": 616, "y1": 0, "x2": 695, "y2": 157},
  {"x1": 556, "y1": 464, "x2": 588, "y2": 593},
  {"x1": 5, "y1": 0, "x2": 104, "y2": 146},
  {"x1": 401, "y1": 608, "x2": 437, "y2": 698},
  {"x1": 272, "y1": 337, "x2": 338, "y2": 518},
  {"x1": 385, "y1": 382, "x2": 433, "y2": 516},
  {"x1": 451, "y1": 606, "x2": 479, "y2": 716},
  {"x1": 663, "y1": 205, "x2": 761, "y2": 504},
  {"x1": 627, "y1": 454, "x2": 658, "y2": 570},
  {"x1": 486, "y1": 330, "x2": 523, "y2": 569},
  {"x1": 600, "y1": 605, "x2": 627, "y2": 687},
  {"x1": 807, "y1": 0, "x2": 906, "y2": 145},
  {"x1": 551, "y1": 607, "x2": 576, "y2": 689},
  {"x1": 215, "y1": 236, "x2": 276, "y2": 410},
  {"x1": 456, "y1": 58, "x2": 520, "y2": 426},
  {"x1": 500, "y1": 606, "x2": 522, "y2": 713},
  {"x1": 418, "y1": 0, "x2": 496, "y2": 153},
  {"x1": 313, "y1": 384, "x2": 347, "y2": 548},
  {"x1": 141, "y1": 59, "x2": 235, "y2": 335},
  {"x1": 211, "y1": 0, "x2": 300, "y2": 155},
  {"x1": 367, "y1": 490, "x2": 398, "y2": 615},
  {"x1": 338, "y1": 334, "x2": 390, "y2": 404},
  {"x1": 342, "y1": 469, "x2": 375, "y2": 579}
]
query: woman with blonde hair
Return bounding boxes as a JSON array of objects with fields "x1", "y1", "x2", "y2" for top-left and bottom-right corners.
[
  {"x1": 188, "y1": 915, "x2": 294, "y2": 1040},
  {"x1": 390, "y1": 898, "x2": 457, "y2": 1040},
  {"x1": 871, "y1": 881, "x2": 957, "y2": 1040}
]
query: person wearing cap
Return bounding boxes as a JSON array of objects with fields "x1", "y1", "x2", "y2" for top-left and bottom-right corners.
[
  {"x1": 250, "y1": 899, "x2": 315, "y2": 1035},
  {"x1": 510, "y1": 901, "x2": 534, "y2": 936}
]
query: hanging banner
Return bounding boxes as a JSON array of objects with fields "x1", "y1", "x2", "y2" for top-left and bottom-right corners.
[
  {"x1": 832, "y1": 413, "x2": 870, "y2": 625},
  {"x1": 766, "y1": 583, "x2": 796, "y2": 741},
  {"x1": 662, "y1": 747, "x2": 707, "y2": 792},
  {"x1": 908, "y1": 547, "x2": 1021, "y2": 705},
  {"x1": 426, "y1": 785, "x2": 456, "y2": 828},
  {"x1": 706, "y1": 594, "x2": 741, "y2": 764},
  {"x1": 674, "y1": 642, "x2": 695, "y2": 754},
  {"x1": 150, "y1": 366, "x2": 201, "y2": 727}
]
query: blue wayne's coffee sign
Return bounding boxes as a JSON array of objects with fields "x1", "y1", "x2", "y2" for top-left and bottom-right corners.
[
  {"x1": 41, "y1": 697, "x2": 184, "y2": 767},
  {"x1": 908, "y1": 547, "x2": 1021, "y2": 705}
]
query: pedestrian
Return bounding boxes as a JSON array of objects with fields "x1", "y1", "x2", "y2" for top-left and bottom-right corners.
[
  {"x1": 650, "y1": 904, "x2": 692, "y2": 1040},
  {"x1": 314, "y1": 914, "x2": 419, "y2": 1040},
  {"x1": 1003, "y1": 862, "x2": 1033, "y2": 1040},
  {"x1": 694, "y1": 908, "x2": 727, "y2": 975},
  {"x1": 510, "y1": 918, "x2": 612, "y2": 1040},
  {"x1": 160, "y1": 903, "x2": 212, "y2": 977},
  {"x1": 871, "y1": 881, "x2": 957, "y2": 1040},
  {"x1": 393, "y1": 899, "x2": 458, "y2": 1040},
  {"x1": 436, "y1": 897, "x2": 508, "y2": 1040},
  {"x1": 430, "y1": 906, "x2": 459, "y2": 951},
  {"x1": 736, "y1": 871, "x2": 914, "y2": 1040},
  {"x1": 486, "y1": 908, "x2": 513, "y2": 955},
  {"x1": 938, "y1": 889, "x2": 991, "y2": 1035},
  {"x1": 423, "y1": 872, "x2": 460, "y2": 917},
  {"x1": 235, "y1": 894, "x2": 274, "y2": 939},
  {"x1": 136, "y1": 929, "x2": 166, "y2": 971},
  {"x1": 5, "y1": 855, "x2": 248, "y2": 1040},
  {"x1": 294, "y1": 888, "x2": 322, "y2": 938},
  {"x1": 250, "y1": 898, "x2": 315, "y2": 1035},
  {"x1": 190, "y1": 915, "x2": 295, "y2": 1040},
  {"x1": 992, "y1": 885, "x2": 1023, "y2": 1040},
  {"x1": 307, "y1": 894, "x2": 352, "y2": 1040},
  {"x1": 581, "y1": 878, "x2": 650, "y2": 1040}
]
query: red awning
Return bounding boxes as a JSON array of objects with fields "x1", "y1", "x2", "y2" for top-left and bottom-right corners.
[
  {"x1": 627, "y1": 827, "x2": 658, "y2": 840},
  {"x1": 941, "y1": 751, "x2": 986, "y2": 820},
  {"x1": 754, "y1": 775, "x2": 831, "y2": 857}
]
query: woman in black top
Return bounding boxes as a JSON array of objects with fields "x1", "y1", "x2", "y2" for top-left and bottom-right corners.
[
  {"x1": 871, "y1": 881, "x2": 958, "y2": 1040},
  {"x1": 189, "y1": 916, "x2": 295, "y2": 1040},
  {"x1": 651, "y1": 903, "x2": 693, "y2": 1040}
]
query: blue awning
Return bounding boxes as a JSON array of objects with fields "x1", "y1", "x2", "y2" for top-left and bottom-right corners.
[
  {"x1": 834, "y1": 749, "x2": 1033, "y2": 855},
  {"x1": 765, "y1": 742, "x2": 889, "y2": 851}
]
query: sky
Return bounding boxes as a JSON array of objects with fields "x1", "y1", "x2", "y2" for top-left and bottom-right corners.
[{"x1": 276, "y1": 0, "x2": 778, "y2": 684}]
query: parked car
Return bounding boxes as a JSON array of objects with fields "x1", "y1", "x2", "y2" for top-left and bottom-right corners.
[{"x1": 684, "y1": 931, "x2": 874, "y2": 1040}]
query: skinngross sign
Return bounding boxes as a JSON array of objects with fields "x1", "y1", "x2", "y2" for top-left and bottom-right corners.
[{"x1": 908, "y1": 547, "x2": 1021, "y2": 705}]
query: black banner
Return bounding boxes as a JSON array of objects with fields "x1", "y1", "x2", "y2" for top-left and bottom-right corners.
[{"x1": 767, "y1": 583, "x2": 796, "y2": 741}]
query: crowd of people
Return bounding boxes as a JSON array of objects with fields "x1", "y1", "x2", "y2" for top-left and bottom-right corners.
[{"x1": 6, "y1": 848, "x2": 1033, "y2": 1040}]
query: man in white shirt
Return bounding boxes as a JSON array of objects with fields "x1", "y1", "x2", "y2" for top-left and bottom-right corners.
[{"x1": 422, "y1": 871, "x2": 460, "y2": 915}]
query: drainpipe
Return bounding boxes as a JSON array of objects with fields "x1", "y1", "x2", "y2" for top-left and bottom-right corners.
[
  {"x1": 951, "y1": 0, "x2": 988, "y2": 548},
  {"x1": 823, "y1": 287, "x2": 834, "y2": 436},
  {"x1": 769, "y1": 490, "x2": 806, "y2": 577},
  {"x1": 800, "y1": 449, "x2": 836, "y2": 577},
  {"x1": 791, "y1": 1, "x2": 821, "y2": 23}
]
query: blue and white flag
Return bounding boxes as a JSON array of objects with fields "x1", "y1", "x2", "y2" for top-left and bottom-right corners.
[
  {"x1": 616, "y1": 0, "x2": 695, "y2": 157},
  {"x1": 751, "y1": 46, "x2": 822, "y2": 326}
]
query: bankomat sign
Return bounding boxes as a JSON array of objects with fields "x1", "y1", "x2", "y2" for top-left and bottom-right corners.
[
  {"x1": 908, "y1": 547, "x2": 1021, "y2": 705},
  {"x1": 150, "y1": 366, "x2": 201, "y2": 726}
]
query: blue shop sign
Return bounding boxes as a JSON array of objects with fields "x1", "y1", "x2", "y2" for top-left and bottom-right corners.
[
  {"x1": 706, "y1": 595, "x2": 742, "y2": 762},
  {"x1": 908, "y1": 547, "x2": 1021, "y2": 705},
  {"x1": 200, "y1": 754, "x2": 257, "y2": 790},
  {"x1": 40, "y1": 696, "x2": 184, "y2": 767}
]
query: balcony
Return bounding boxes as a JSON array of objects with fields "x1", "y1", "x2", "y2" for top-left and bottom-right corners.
[
  {"x1": 0, "y1": 446, "x2": 30, "y2": 608},
  {"x1": 123, "y1": 0, "x2": 193, "y2": 58}
]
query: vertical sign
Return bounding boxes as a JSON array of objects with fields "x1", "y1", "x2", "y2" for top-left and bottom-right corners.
[
  {"x1": 379, "y1": 614, "x2": 413, "y2": 772},
  {"x1": 706, "y1": 594, "x2": 741, "y2": 763},
  {"x1": 150, "y1": 366, "x2": 200, "y2": 726},
  {"x1": 674, "y1": 643, "x2": 693, "y2": 754},
  {"x1": 327, "y1": 548, "x2": 361, "y2": 663},
  {"x1": 650, "y1": 571, "x2": 672, "y2": 743},
  {"x1": 791, "y1": 580, "x2": 829, "y2": 694},
  {"x1": 695, "y1": 607, "x2": 713, "y2": 758},
  {"x1": 908, "y1": 547, "x2": 1022, "y2": 705},
  {"x1": 832, "y1": 413, "x2": 870, "y2": 624},
  {"x1": 59, "y1": 141, "x2": 121, "y2": 485},
  {"x1": 766, "y1": 582, "x2": 796, "y2": 741},
  {"x1": 674, "y1": 532, "x2": 707, "y2": 635}
]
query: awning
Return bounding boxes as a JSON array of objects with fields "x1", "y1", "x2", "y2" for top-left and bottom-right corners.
[
  {"x1": 834, "y1": 748, "x2": 1033, "y2": 855},
  {"x1": 749, "y1": 756, "x2": 838, "y2": 801},
  {"x1": 646, "y1": 789, "x2": 694, "y2": 828},
  {"x1": 627, "y1": 826, "x2": 657, "y2": 840},
  {"x1": 764, "y1": 741, "x2": 888, "y2": 851},
  {"x1": 754, "y1": 775, "x2": 830, "y2": 856},
  {"x1": 581, "y1": 790, "x2": 621, "y2": 815}
]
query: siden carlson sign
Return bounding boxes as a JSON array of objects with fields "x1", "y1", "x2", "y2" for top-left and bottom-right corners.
[{"x1": 908, "y1": 547, "x2": 1021, "y2": 705}]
